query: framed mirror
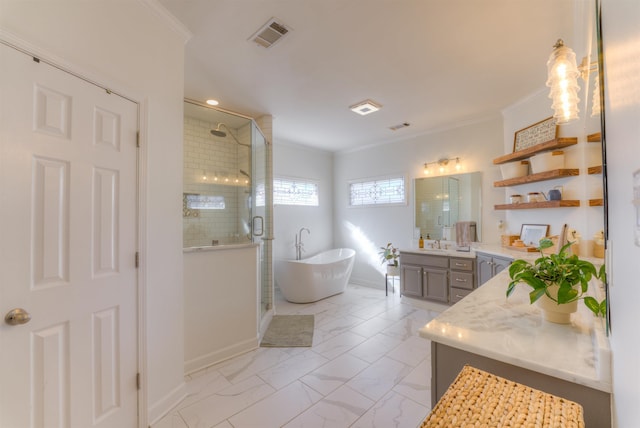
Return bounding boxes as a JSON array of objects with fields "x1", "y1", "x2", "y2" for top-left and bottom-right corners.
[{"x1": 414, "y1": 172, "x2": 482, "y2": 241}]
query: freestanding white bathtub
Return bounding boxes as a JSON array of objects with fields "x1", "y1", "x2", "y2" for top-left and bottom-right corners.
[{"x1": 275, "y1": 248, "x2": 356, "y2": 303}]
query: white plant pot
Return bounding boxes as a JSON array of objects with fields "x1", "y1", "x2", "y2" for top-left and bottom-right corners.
[
  {"x1": 386, "y1": 264, "x2": 399, "y2": 276},
  {"x1": 536, "y1": 285, "x2": 578, "y2": 324}
]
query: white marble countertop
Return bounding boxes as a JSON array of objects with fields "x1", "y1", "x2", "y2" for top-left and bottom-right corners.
[
  {"x1": 419, "y1": 269, "x2": 611, "y2": 393},
  {"x1": 402, "y1": 243, "x2": 604, "y2": 265}
]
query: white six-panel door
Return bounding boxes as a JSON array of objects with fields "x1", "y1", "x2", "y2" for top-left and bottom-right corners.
[{"x1": 0, "y1": 43, "x2": 139, "y2": 428}]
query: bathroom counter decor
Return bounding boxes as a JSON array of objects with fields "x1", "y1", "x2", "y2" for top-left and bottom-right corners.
[{"x1": 420, "y1": 269, "x2": 611, "y2": 426}]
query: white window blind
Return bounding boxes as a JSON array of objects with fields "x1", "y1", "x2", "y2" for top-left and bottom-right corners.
[{"x1": 349, "y1": 176, "x2": 406, "y2": 206}]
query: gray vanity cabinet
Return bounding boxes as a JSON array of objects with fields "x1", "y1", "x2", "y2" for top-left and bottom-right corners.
[
  {"x1": 477, "y1": 252, "x2": 512, "y2": 286},
  {"x1": 400, "y1": 253, "x2": 449, "y2": 303},
  {"x1": 449, "y1": 257, "x2": 475, "y2": 303}
]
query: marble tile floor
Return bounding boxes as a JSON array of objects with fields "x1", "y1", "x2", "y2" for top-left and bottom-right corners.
[{"x1": 153, "y1": 284, "x2": 443, "y2": 428}]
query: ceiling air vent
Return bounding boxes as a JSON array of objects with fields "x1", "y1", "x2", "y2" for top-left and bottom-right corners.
[
  {"x1": 389, "y1": 122, "x2": 411, "y2": 131},
  {"x1": 250, "y1": 18, "x2": 290, "y2": 48}
]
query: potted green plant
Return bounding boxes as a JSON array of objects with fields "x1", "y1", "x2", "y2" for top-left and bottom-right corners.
[
  {"x1": 379, "y1": 242, "x2": 400, "y2": 275},
  {"x1": 507, "y1": 238, "x2": 607, "y2": 324}
]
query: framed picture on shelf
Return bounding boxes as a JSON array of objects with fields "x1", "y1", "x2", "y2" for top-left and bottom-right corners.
[
  {"x1": 513, "y1": 117, "x2": 558, "y2": 152},
  {"x1": 519, "y1": 224, "x2": 549, "y2": 247}
]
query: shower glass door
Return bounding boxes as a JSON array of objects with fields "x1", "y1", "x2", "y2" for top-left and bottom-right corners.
[{"x1": 251, "y1": 123, "x2": 273, "y2": 319}]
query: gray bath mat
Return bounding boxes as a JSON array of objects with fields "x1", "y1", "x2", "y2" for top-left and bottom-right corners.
[{"x1": 260, "y1": 315, "x2": 314, "y2": 347}]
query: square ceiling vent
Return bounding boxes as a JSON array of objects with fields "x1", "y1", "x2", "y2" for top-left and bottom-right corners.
[
  {"x1": 250, "y1": 18, "x2": 290, "y2": 48},
  {"x1": 350, "y1": 99, "x2": 382, "y2": 116}
]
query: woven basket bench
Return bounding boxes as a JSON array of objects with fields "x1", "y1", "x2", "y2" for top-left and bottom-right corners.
[{"x1": 421, "y1": 365, "x2": 585, "y2": 428}]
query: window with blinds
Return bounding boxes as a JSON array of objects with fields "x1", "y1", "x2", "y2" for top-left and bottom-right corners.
[{"x1": 349, "y1": 176, "x2": 406, "y2": 207}]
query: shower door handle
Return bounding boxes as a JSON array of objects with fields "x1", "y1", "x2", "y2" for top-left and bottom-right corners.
[{"x1": 252, "y1": 216, "x2": 264, "y2": 236}]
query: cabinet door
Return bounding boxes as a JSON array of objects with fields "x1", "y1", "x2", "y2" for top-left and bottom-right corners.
[
  {"x1": 424, "y1": 268, "x2": 449, "y2": 302},
  {"x1": 476, "y1": 253, "x2": 493, "y2": 286},
  {"x1": 493, "y1": 256, "x2": 512, "y2": 276},
  {"x1": 401, "y1": 264, "x2": 423, "y2": 297}
]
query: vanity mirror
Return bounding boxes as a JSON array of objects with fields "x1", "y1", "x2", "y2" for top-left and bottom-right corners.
[{"x1": 415, "y1": 172, "x2": 482, "y2": 241}]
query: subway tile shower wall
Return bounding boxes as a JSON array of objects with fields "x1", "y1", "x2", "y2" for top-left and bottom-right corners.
[{"x1": 183, "y1": 116, "x2": 251, "y2": 248}]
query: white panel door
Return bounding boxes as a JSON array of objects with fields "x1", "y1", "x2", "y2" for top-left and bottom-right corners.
[{"x1": 0, "y1": 43, "x2": 139, "y2": 428}]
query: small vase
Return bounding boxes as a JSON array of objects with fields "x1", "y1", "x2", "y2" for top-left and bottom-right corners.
[{"x1": 536, "y1": 285, "x2": 578, "y2": 324}]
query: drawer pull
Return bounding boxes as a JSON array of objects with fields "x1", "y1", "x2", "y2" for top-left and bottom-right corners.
[
  {"x1": 455, "y1": 262, "x2": 466, "y2": 266},
  {"x1": 455, "y1": 278, "x2": 467, "y2": 282},
  {"x1": 455, "y1": 294, "x2": 465, "y2": 299}
]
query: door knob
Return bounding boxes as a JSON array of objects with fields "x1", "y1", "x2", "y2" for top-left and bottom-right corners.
[{"x1": 4, "y1": 308, "x2": 31, "y2": 326}]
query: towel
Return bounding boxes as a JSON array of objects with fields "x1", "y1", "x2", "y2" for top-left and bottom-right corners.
[{"x1": 456, "y1": 221, "x2": 477, "y2": 247}]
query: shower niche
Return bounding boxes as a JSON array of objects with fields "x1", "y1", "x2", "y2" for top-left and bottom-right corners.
[{"x1": 183, "y1": 101, "x2": 257, "y2": 248}]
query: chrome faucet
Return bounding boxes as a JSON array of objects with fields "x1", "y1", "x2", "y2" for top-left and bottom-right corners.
[
  {"x1": 434, "y1": 239, "x2": 441, "y2": 249},
  {"x1": 295, "y1": 227, "x2": 310, "y2": 260}
]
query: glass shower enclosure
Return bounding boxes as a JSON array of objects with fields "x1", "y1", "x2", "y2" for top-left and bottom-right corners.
[{"x1": 182, "y1": 100, "x2": 273, "y2": 319}]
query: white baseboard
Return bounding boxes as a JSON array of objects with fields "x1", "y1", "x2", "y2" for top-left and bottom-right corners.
[
  {"x1": 183, "y1": 337, "x2": 258, "y2": 376},
  {"x1": 148, "y1": 380, "x2": 187, "y2": 427}
]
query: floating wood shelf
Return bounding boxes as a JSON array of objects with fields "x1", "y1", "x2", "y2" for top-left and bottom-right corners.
[
  {"x1": 588, "y1": 165, "x2": 603, "y2": 174},
  {"x1": 494, "y1": 169, "x2": 579, "y2": 187},
  {"x1": 589, "y1": 199, "x2": 604, "y2": 206},
  {"x1": 587, "y1": 132, "x2": 602, "y2": 143},
  {"x1": 493, "y1": 138, "x2": 578, "y2": 165},
  {"x1": 494, "y1": 200, "x2": 581, "y2": 210}
]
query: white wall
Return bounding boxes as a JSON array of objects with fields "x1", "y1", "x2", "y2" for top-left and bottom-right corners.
[
  {"x1": 501, "y1": 89, "x2": 605, "y2": 254},
  {"x1": 333, "y1": 117, "x2": 505, "y2": 288},
  {"x1": 601, "y1": 0, "x2": 640, "y2": 426},
  {"x1": 0, "y1": 1, "x2": 188, "y2": 424},
  {"x1": 272, "y1": 142, "x2": 334, "y2": 263}
]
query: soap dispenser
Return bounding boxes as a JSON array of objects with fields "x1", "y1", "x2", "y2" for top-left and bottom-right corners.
[{"x1": 419, "y1": 234, "x2": 424, "y2": 249}]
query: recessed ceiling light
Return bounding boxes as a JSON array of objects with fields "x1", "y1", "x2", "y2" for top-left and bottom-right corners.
[
  {"x1": 206, "y1": 99, "x2": 219, "y2": 106},
  {"x1": 349, "y1": 99, "x2": 382, "y2": 116}
]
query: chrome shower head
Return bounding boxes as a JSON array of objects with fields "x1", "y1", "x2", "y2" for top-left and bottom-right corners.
[{"x1": 210, "y1": 123, "x2": 250, "y2": 147}]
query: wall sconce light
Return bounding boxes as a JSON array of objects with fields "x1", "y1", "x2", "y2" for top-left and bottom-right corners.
[
  {"x1": 546, "y1": 39, "x2": 600, "y2": 123},
  {"x1": 546, "y1": 39, "x2": 581, "y2": 124},
  {"x1": 423, "y1": 157, "x2": 461, "y2": 175}
]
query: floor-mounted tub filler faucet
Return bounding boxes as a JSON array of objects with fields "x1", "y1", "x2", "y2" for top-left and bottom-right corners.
[{"x1": 295, "y1": 227, "x2": 310, "y2": 260}]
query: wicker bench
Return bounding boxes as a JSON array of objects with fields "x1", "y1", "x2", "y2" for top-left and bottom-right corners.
[{"x1": 421, "y1": 365, "x2": 585, "y2": 428}]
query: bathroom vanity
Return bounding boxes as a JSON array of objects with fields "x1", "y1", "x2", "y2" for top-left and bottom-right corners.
[
  {"x1": 419, "y1": 269, "x2": 611, "y2": 427},
  {"x1": 399, "y1": 248, "x2": 493, "y2": 305}
]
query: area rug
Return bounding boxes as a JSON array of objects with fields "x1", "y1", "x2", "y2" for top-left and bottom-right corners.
[{"x1": 260, "y1": 315, "x2": 314, "y2": 347}]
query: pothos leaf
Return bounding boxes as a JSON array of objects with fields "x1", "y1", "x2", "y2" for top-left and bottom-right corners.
[
  {"x1": 529, "y1": 288, "x2": 546, "y2": 304},
  {"x1": 599, "y1": 299, "x2": 607, "y2": 317},
  {"x1": 583, "y1": 297, "x2": 600, "y2": 315}
]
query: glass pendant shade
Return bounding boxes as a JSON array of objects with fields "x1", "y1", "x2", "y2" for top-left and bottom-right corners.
[
  {"x1": 546, "y1": 40, "x2": 581, "y2": 123},
  {"x1": 591, "y1": 71, "x2": 601, "y2": 117}
]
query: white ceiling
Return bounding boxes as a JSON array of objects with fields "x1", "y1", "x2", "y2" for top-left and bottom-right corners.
[{"x1": 158, "y1": 0, "x2": 577, "y2": 152}]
